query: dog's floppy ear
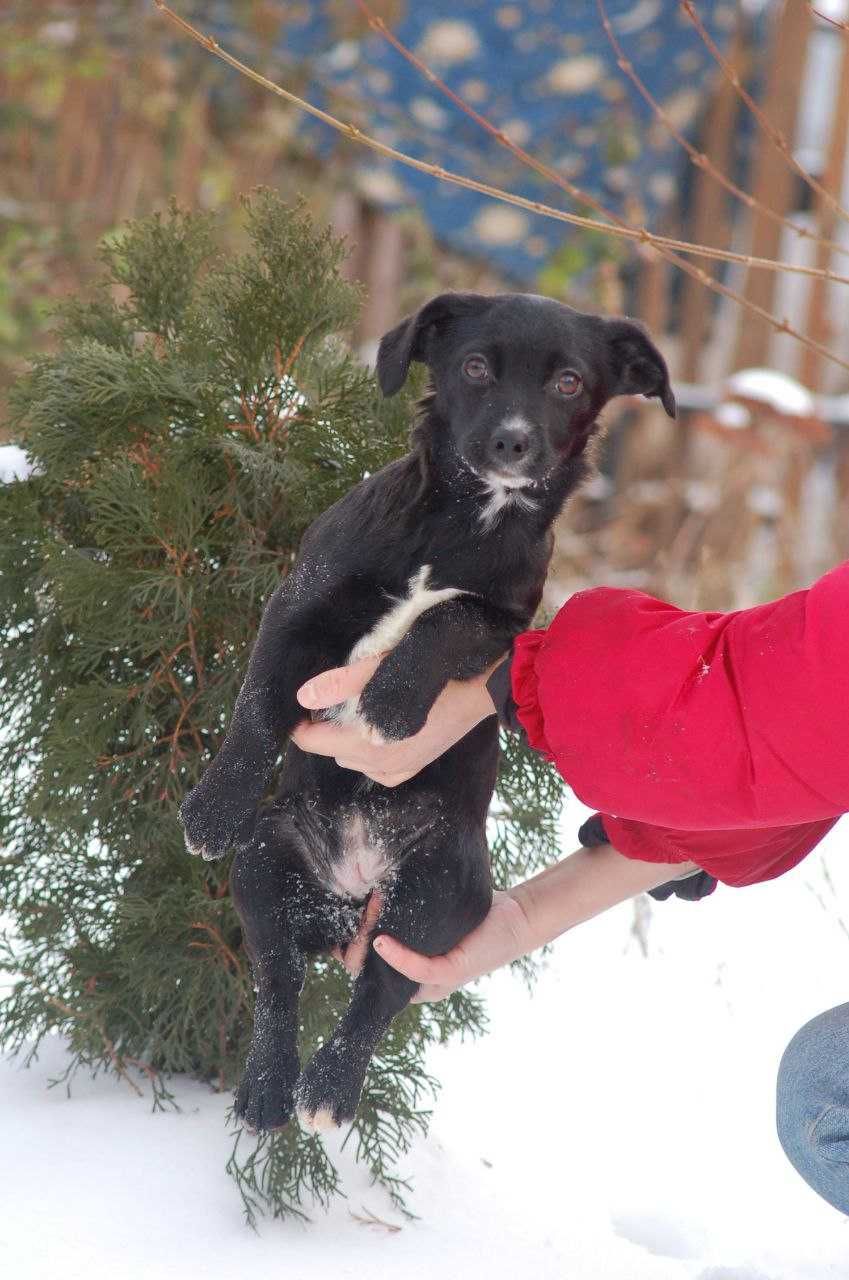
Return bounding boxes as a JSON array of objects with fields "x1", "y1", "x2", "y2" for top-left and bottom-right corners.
[
  {"x1": 604, "y1": 318, "x2": 676, "y2": 419},
  {"x1": 376, "y1": 292, "x2": 492, "y2": 396}
]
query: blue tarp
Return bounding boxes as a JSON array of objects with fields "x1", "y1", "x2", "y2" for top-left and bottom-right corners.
[{"x1": 205, "y1": 0, "x2": 740, "y2": 282}]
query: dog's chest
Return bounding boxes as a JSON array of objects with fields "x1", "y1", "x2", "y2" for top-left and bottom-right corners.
[
  {"x1": 330, "y1": 565, "x2": 469, "y2": 727},
  {"x1": 348, "y1": 564, "x2": 468, "y2": 663}
]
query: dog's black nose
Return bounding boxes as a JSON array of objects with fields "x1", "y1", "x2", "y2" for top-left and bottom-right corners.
[{"x1": 490, "y1": 424, "x2": 530, "y2": 466}]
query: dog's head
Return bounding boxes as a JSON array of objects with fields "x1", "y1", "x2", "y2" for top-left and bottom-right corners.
[{"x1": 376, "y1": 291, "x2": 675, "y2": 486}]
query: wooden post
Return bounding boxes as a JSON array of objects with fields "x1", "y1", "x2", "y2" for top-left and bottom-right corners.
[
  {"x1": 799, "y1": 24, "x2": 849, "y2": 391},
  {"x1": 679, "y1": 26, "x2": 744, "y2": 382},
  {"x1": 356, "y1": 206, "x2": 404, "y2": 349},
  {"x1": 732, "y1": 0, "x2": 812, "y2": 371},
  {"x1": 329, "y1": 190, "x2": 366, "y2": 284}
]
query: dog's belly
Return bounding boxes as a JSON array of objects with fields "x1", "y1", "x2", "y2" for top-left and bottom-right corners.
[
  {"x1": 333, "y1": 563, "x2": 469, "y2": 728},
  {"x1": 286, "y1": 786, "x2": 442, "y2": 902},
  {"x1": 326, "y1": 813, "x2": 393, "y2": 899}
]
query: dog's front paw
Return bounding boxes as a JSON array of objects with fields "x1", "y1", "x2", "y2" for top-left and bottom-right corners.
[
  {"x1": 179, "y1": 773, "x2": 257, "y2": 860},
  {"x1": 294, "y1": 1039, "x2": 365, "y2": 1135},
  {"x1": 356, "y1": 682, "x2": 429, "y2": 743}
]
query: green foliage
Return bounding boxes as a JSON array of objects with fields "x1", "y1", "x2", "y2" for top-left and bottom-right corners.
[{"x1": 0, "y1": 192, "x2": 565, "y2": 1222}]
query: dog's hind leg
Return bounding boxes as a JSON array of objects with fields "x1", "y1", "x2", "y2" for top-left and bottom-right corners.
[
  {"x1": 294, "y1": 827, "x2": 492, "y2": 1133},
  {"x1": 230, "y1": 814, "x2": 359, "y2": 1131}
]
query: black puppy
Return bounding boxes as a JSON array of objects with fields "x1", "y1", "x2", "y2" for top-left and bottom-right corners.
[{"x1": 179, "y1": 291, "x2": 675, "y2": 1133}]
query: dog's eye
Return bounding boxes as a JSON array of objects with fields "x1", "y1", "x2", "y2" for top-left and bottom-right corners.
[
  {"x1": 555, "y1": 370, "x2": 583, "y2": 397},
  {"x1": 462, "y1": 355, "x2": 490, "y2": 383}
]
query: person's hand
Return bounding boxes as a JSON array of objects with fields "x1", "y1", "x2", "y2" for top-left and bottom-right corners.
[
  {"x1": 330, "y1": 843, "x2": 695, "y2": 1004},
  {"x1": 329, "y1": 888, "x2": 531, "y2": 1002},
  {"x1": 291, "y1": 653, "x2": 504, "y2": 787},
  {"x1": 373, "y1": 890, "x2": 532, "y2": 1002}
]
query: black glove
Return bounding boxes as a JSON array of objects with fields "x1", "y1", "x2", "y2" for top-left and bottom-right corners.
[{"x1": 485, "y1": 653, "x2": 528, "y2": 742}]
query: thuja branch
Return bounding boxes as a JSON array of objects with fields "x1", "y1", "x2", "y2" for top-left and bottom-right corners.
[
  {"x1": 598, "y1": 0, "x2": 849, "y2": 262},
  {"x1": 36, "y1": 986, "x2": 153, "y2": 1099},
  {"x1": 153, "y1": 1, "x2": 844, "y2": 288},
  {"x1": 682, "y1": 0, "x2": 849, "y2": 230},
  {"x1": 353, "y1": 0, "x2": 849, "y2": 377}
]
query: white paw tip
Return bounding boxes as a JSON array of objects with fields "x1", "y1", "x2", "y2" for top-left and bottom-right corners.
[{"x1": 296, "y1": 1105, "x2": 338, "y2": 1135}]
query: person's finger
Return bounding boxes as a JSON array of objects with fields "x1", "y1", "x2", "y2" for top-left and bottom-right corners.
[
  {"x1": 290, "y1": 720, "x2": 366, "y2": 759},
  {"x1": 340, "y1": 890, "x2": 384, "y2": 975},
  {"x1": 372, "y1": 934, "x2": 466, "y2": 985},
  {"x1": 296, "y1": 655, "x2": 383, "y2": 710},
  {"x1": 363, "y1": 889, "x2": 384, "y2": 932},
  {"x1": 341, "y1": 897, "x2": 379, "y2": 975}
]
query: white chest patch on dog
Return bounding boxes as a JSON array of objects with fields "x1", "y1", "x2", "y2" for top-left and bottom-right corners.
[
  {"x1": 328, "y1": 813, "x2": 393, "y2": 899},
  {"x1": 349, "y1": 565, "x2": 467, "y2": 662},
  {"x1": 331, "y1": 565, "x2": 468, "y2": 729},
  {"x1": 479, "y1": 473, "x2": 537, "y2": 529}
]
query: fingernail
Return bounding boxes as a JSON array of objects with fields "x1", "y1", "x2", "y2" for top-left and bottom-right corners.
[
  {"x1": 297, "y1": 680, "x2": 316, "y2": 708},
  {"x1": 373, "y1": 936, "x2": 386, "y2": 953}
]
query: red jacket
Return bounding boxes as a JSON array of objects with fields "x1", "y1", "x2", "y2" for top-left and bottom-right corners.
[{"x1": 511, "y1": 561, "x2": 849, "y2": 887}]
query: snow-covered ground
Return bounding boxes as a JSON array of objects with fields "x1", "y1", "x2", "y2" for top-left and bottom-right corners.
[{"x1": 3, "y1": 794, "x2": 849, "y2": 1279}]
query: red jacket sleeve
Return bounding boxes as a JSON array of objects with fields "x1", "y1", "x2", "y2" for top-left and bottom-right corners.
[{"x1": 511, "y1": 561, "x2": 849, "y2": 887}]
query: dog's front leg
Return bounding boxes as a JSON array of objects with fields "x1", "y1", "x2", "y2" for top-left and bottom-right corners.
[
  {"x1": 180, "y1": 583, "x2": 327, "y2": 860},
  {"x1": 356, "y1": 596, "x2": 516, "y2": 742}
]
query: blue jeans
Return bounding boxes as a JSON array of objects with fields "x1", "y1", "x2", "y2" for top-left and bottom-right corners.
[{"x1": 777, "y1": 1002, "x2": 849, "y2": 1214}]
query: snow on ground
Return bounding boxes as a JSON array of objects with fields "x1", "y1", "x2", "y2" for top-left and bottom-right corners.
[{"x1": 3, "y1": 792, "x2": 849, "y2": 1280}]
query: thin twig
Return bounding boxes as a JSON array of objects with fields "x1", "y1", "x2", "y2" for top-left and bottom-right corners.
[
  {"x1": 354, "y1": 0, "x2": 849, "y2": 288},
  {"x1": 353, "y1": 0, "x2": 849, "y2": 375},
  {"x1": 151, "y1": 0, "x2": 836, "y2": 286},
  {"x1": 41, "y1": 990, "x2": 145, "y2": 1097},
  {"x1": 186, "y1": 616, "x2": 206, "y2": 690},
  {"x1": 598, "y1": 0, "x2": 849, "y2": 261},
  {"x1": 152, "y1": 1, "x2": 849, "y2": 375},
  {"x1": 349, "y1": 1205, "x2": 403, "y2": 1233},
  {"x1": 189, "y1": 920, "x2": 248, "y2": 982},
  {"x1": 682, "y1": 0, "x2": 849, "y2": 229},
  {"x1": 808, "y1": 4, "x2": 849, "y2": 31}
]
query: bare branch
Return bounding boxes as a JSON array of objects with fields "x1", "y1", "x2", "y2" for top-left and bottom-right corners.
[
  {"x1": 153, "y1": 1, "x2": 849, "y2": 376},
  {"x1": 353, "y1": 0, "x2": 849, "y2": 375},
  {"x1": 598, "y1": 0, "x2": 849, "y2": 261},
  {"x1": 808, "y1": 4, "x2": 849, "y2": 32},
  {"x1": 151, "y1": 2, "x2": 843, "y2": 286},
  {"x1": 353, "y1": 0, "x2": 849, "y2": 288}
]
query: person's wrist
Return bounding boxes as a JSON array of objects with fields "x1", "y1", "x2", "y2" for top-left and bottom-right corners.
[
  {"x1": 501, "y1": 886, "x2": 535, "y2": 957},
  {"x1": 443, "y1": 669, "x2": 499, "y2": 725}
]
